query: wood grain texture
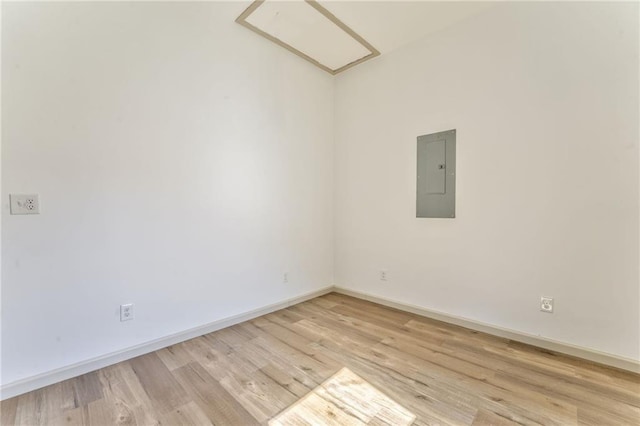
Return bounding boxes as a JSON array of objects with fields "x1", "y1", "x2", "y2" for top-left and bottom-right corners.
[
  {"x1": 1, "y1": 292, "x2": 638, "y2": 425},
  {"x1": 128, "y1": 352, "x2": 189, "y2": 414},
  {"x1": 269, "y1": 367, "x2": 415, "y2": 426}
]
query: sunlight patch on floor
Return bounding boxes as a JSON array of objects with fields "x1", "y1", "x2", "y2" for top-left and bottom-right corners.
[{"x1": 269, "y1": 367, "x2": 416, "y2": 426}]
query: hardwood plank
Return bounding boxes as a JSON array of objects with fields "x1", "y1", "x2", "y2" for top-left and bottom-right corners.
[
  {"x1": 250, "y1": 316, "x2": 321, "y2": 355},
  {"x1": 509, "y1": 340, "x2": 640, "y2": 388},
  {"x1": 73, "y1": 371, "x2": 103, "y2": 407},
  {"x1": 233, "y1": 321, "x2": 265, "y2": 340},
  {"x1": 260, "y1": 363, "x2": 314, "y2": 398},
  {"x1": 501, "y1": 342, "x2": 640, "y2": 399},
  {"x1": 290, "y1": 302, "x2": 386, "y2": 344},
  {"x1": 219, "y1": 367, "x2": 299, "y2": 423},
  {"x1": 309, "y1": 295, "x2": 339, "y2": 310},
  {"x1": 86, "y1": 398, "x2": 115, "y2": 425},
  {"x1": 160, "y1": 401, "x2": 213, "y2": 426},
  {"x1": 9, "y1": 379, "x2": 78, "y2": 426},
  {"x1": 97, "y1": 363, "x2": 161, "y2": 425},
  {"x1": 13, "y1": 386, "x2": 62, "y2": 426},
  {"x1": 128, "y1": 352, "x2": 189, "y2": 414},
  {"x1": 472, "y1": 409, "x2": 520, "y2": 426},
  {"x1": 315, "y1": 367, "x2": 415, "y2": 425},
  {"x1": 263, "y1": 307, "x2": 307, "y2": 324},
  {"x1": 434, "y1": 333, "x2": 639, "y2": 408},
  {"x1": 493, "y1": 369, "x2": 637, "y2": 422},
  {"x1": 58, "y1": 379, "x2": 80, "y2": 412},
  {"x1": 156, "y1": 343, "x2": 193, "y2": 371},
  {"x1": 576, "y1": 404, "x2": 639, "y2": 426},
  {"x1": 51, "y1": 405, "x2": 89, "y2": 426},
  {"x1": 235, "y1": 338, "x2": 325, "y2": 390},
  {"x1": 251, "y1": 335, "x2": 336, "y2": 382},
  {"x1": 214, "y1": 326, "x2": 253, "y2": 349},
  {"x1": 324, "y1": 295, "x2": 416, "y2": 326},
  {"x1": 0, "y1": 394, "x2": 18, "y2": 425},
  {"x1": 172, "y1": 362, "x2": 259, "y2": 426},
  {"x1": 182, "y1": 334, "x2": 260, "y2": 381},
  {"x1": 249, "y1": 316, "x2": 342, "y2": 374},
  {"x1": 270, "y1": 392, "x2": 368, "y2": 426}
]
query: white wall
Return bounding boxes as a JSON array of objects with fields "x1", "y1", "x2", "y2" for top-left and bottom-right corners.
[
  {"x1": 2, "y1": 0, "x2": 638, "y2": 390},
  {"x1": 1, "y1": 2, "x2": 334, "y2": 386},
  {"x1": 334, "y1": 2, "x2": 639, "y2": 360}
]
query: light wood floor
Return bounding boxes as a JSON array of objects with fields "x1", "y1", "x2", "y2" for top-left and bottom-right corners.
[{"x1": 1, "y1": 293, "x2": 639, "y2": 425}]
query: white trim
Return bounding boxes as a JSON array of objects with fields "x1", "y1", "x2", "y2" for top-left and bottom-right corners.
[
  {"x1": 0, "y1": 286, "x2": 334, "y2": 400},
  {"x1": 3, "y1": 284, "x2": 637, "y2": 400},
  {"x1": 333, "y1": 287, "x2": 640, "y2": 374}
]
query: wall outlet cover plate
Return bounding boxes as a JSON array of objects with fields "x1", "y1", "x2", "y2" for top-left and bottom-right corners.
[
  {"x1": 120, "y1": 304, "x2": 134, "y2": 321},
  {"x1": 10, "y1": 194, "x2": 40, "y2": 215},
  {"x1": 540, "y1": 297, "x2": 554, "y2": 313}
]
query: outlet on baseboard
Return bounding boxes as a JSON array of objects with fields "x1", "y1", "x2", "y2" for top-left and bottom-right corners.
[
  {"x1": 283, "y1": 272, "x2": 289, "y2": 284},
  {"x1": 120, "y1": 304, "x2": 134, "y2": 321},
  {"x1": 380, "y1": 270, "x2": 388, "y2": 281},
  {"x1": 540, "y1": 297, "x2": 553, "y2": 313}
]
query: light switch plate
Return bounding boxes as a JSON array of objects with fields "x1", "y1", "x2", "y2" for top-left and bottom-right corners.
[{"x1": 10, "y1": 194, "x2": 40, "y2": 215}]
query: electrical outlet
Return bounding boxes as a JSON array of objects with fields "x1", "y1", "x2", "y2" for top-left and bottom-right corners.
[
  {"x1": 10, "y1": 194, "x2": 40, "y2": 215},
  {"x1": 283, "y1": 272, "x2": 289, "y2": 284},
  {"x1": 380, "y1": 270, "x2": 388, "y2": 281},
  {"x1": 120, "y1": 304, "x2": 134, "y2": 321},
  {"x1": 540, "y1": 297, "x2": 554, "y2": 313}
]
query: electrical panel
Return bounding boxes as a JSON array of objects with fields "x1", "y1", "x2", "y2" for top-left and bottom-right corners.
[{"x1": 417, "y1": 130, "x2": 456, "y2": 218}]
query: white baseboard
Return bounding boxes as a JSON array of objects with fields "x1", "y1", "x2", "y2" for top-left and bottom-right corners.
[
  {"x1": 0, "y1": 286, "x2": 334, "y2": 400},
  {"x1": 333, "y1": 287, "x2": 640, "y2": 374},
  {"x1": 3, "y1": 284, "x2": 637, "y2": 400}
]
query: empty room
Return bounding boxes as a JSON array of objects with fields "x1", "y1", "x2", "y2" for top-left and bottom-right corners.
[{"x1": 1, "y1": 0, "x2": 639, "y2": 425}]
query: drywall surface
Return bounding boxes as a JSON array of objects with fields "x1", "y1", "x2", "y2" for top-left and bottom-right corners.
[
  {"x1": 1, "y1": 2, "x2": 334, "y2": 386},
  {"x1": 334, "y1": 2, "x2": 639, "y2": 360}
]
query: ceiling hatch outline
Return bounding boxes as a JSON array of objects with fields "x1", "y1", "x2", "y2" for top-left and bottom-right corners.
[{"x1": 236, "y1": 0, "x2": 380, "y2": 75}]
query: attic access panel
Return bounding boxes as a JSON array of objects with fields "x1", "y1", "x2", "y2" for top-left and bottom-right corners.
[
  {"x1": 417, "y1": 129, "x2": 456, "y2": 218},
  {"x1": 236, "y1": 0, "x2": 380, "y2": 75}
]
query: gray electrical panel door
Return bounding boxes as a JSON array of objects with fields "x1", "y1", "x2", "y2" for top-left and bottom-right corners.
[{"x1": 417, "y1": 129, "x2": 456, "y2": 218}]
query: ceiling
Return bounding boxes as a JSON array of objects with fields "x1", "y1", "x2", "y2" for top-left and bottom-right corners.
[
  {"x1": 235, "y1": 1, "x2": 499, "y2": 74},
  {"x1": 318, "y1": 1, "x2": 498, "y2": 55}
]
